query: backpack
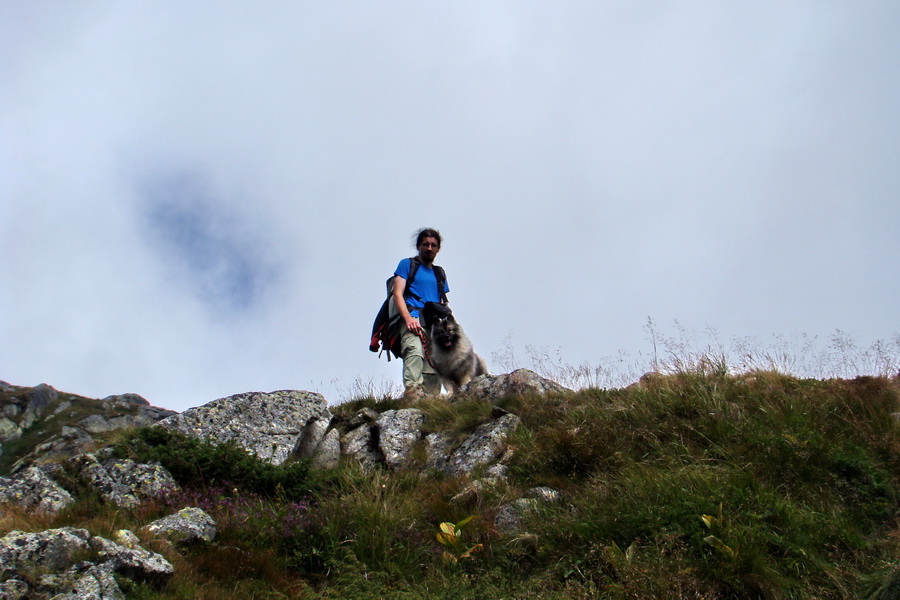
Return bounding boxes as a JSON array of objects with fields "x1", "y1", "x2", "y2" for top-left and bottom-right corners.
[{"x1": 369, "y1": 257, "x2": 447, "y2": 361}]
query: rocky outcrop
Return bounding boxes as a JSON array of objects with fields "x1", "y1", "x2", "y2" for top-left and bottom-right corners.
[
  {"x1": 458, "y1": 369, "x2": 573, "y2": 401},
  {"x1": 336, "y1": 407, "x2": 521, "y2": 479},
  {"x1": 1, "y1": 374, "x2": 576, "y2": 598},
  {"x1": 0, "y1": 526, "x2": 175, "y2": 598},
  {"x1": 2, "y1": 383, "x2": 176, "y2": 473},
  {"x1": 158, "y1": 390, "x2": 332, "y2": 466},
  {"x1": 4, "y1": 373, "x2": 568, "y2": 483},
  {"x1": 0, "y1": 455, "x2": 179, "y2": 515}
]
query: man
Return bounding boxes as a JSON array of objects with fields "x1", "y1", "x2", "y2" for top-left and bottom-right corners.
[{"x1": 391, "y1": 228, "x2": 449, "y2": 398}]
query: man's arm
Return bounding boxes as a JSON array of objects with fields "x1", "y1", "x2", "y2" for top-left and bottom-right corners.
[{"x1": 391, "y1": 275, "x2": 422, "y2": 333}]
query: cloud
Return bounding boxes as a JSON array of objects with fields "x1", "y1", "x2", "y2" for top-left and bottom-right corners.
[
  {"x1": 2, "y1": 1, "x2": 898, "y2": 411},
  {"x1": 138, "y1": 170, "x2": 281, "y2": 315}
]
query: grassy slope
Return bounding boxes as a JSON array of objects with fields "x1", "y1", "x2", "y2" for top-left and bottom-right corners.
[{"x1": 2, "y1": 372, "x2": 898, "y2": 599}]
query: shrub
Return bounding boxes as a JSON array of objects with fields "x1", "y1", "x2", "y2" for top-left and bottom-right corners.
[{"x1": 112, "y1": 427, "x2": 312, "y2": 500}]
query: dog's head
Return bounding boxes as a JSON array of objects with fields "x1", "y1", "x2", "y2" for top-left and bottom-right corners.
[{"x1": 430, "y1": 314, "x2": 459, "y2": 348}]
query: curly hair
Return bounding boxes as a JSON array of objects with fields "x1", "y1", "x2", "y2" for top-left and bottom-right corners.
[{"x1": 413, "y1": 227, "x2": 442, "y2": 249}]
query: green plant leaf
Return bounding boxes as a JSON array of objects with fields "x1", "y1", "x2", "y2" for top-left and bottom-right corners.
[
  {"x1": 704, "y1": 535, "x2": 735, "y2": 559},
  {"x1": 456, "y1": 515, "x2": 476, "y2": 529},
  {"x1": 439, "y1": 522, "x2": 456, "y2": 537}
]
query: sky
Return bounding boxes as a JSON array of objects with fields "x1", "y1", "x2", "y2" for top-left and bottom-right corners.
[{"x1": 2, "y1": 1, "x2": 898, "y2": 412}]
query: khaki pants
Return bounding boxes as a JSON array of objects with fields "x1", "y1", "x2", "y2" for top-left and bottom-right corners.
[{"x1": 399, "y1": 320, "x2": 442, "y2": 395}]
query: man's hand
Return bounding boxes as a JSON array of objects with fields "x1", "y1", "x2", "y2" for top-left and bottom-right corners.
[{"x1": 405, "y1": 316, "x2": 423, "y2": 333}]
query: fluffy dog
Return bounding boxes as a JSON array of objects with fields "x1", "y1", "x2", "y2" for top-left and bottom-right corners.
[{"x1": 428, "y1": 313, "x2": 488, "y2": 394}]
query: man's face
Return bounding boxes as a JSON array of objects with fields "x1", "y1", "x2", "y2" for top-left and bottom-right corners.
[{"x1": 418, "y1": 237, "x2": 440, "y2": 263}]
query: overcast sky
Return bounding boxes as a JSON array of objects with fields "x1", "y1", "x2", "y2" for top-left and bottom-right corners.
[{"x1": 2, "y1": 2, "x2": 898, "y2": 412}]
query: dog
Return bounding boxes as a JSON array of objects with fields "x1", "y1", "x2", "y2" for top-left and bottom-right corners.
[{"x1": 427, "y1": 311, "x2": 488, "y2": 394}]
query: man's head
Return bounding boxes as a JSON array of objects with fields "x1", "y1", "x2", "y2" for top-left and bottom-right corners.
[{"x1": 414, "y1": 227, "x2": 442, "y2": 265}]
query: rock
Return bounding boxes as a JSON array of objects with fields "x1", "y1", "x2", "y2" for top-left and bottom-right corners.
[
  {"x1": 89, "y1": 535, "x2": 174, "y2": 584},
  {"x1": 100, "y1": 459, "x2": 179, "y2": 502},
  {"x1": 143, "y1": 507, "x2": 217, "y2": 545},
  {"x1": 80, "y1": 414, "x2": 114, "y2": 434},
  {"x1": 310, "y1": 428, "x2": 341, "y2": 470},
  {"x1": 0, "y1": 466, "x2": 74, "y2": 514},
  {"x1": 10, "y1": 396, "x2": 176, "y2": 474},
  {"x1": 0, "y1": 416, "x2": 21, "y2": 443},
  {"x1": 295, "y1": 417, "x2": 331, "y2": 460},
  {"x1": 158, "y1": 390, "x2": 332, "y2": 466},
  {"x1": 377, "y1": 409, "x2": 424, "y2": 470},
  {"x1": 71, "y1": 455, "x2": 178, "y2": 508},
  {"x1": 525, "y1": 486, "x2": 562, "y2": 503},
  {"x1": 0, "y1": 527, "x2": 174, "y2": 600},
  {"x1": 101, "y1": 393, "x2": 150, "y2": 406},
  {"x1": 458, "y1": 369, "x2": 572, "y2": 402},
  {"x1": 443, "y1": 414, "x2": 521, "y2": 477},
  {"x1": 494, "y1": 500, "x2": 532, "y2": 536},
  {"x1": 102, "y1": 407, "x2": 175, "y2": 431},
  {"x1": 346, "y1": 408, "x2": 380, "y2": 429},
  {"x1": 0, "y1": 579, "x2": 28, "y2": 599},
  {"x1": 341, "y1": 424, "x2": 382, "y2": 471},
  {"x1": 139, "y1": 405, "x2": 178, "y2": 421},
  {"x1": 52, "y1": 400, "x2": 73, "y2": 416},
  {"x1": 112, "y1": 530, "x2": 142, "y2": 549},
  {"x1": 0, "y1": 528, "x2": 92, "y2": 578},
  {"x1": 72, "y1": 454, "x2": 139, "y2": 508},
  {"x1": 21, "y1": 384, "x2": 58, "y2": 429},
  {"x1": 494, "y1": 487, "x2": 562, "y2": 537},
  {"x1": 59, "y1": 564, "x2": 126, "y2": 600},
  {"x1": 11, "y1": 427, "x2": 95, "y2": 473},
  {"x1": 451, "y1": 464, "x2": 510, "y2": 503},
  {"x1": 485, "y1": 463, "x2": 509, "y2": 479},
  {"x1": 425, "y1": 432, "x2": 456, "y2": 472}
]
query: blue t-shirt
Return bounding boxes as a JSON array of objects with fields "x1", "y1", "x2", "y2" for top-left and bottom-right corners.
[{"x1": 394, "y1": 258, "x2": 449, "y2": 317}]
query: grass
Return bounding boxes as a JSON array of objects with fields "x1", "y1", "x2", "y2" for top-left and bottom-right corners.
[
  {"x1": 491, "y1": 319, "x2": 900, "y2": 392},
  {"x1": 2, "y1": 341, "x2": 898, "y2": 598}
]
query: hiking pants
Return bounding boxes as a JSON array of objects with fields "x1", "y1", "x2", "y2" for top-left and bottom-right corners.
[{"x1": 399, "y1": 322, "x2": 442, "y2": 395}]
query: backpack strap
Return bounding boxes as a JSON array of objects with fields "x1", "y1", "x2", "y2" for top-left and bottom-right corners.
[
  {"x1": 432, "y1": 265, "x2": 448, "y2": 304},
  {"x1": 402, "y1": 256, "x2": 447, "y2": 304},
  {"x1": 403, "y1": 256, "x2": 420, "y2": 299}
]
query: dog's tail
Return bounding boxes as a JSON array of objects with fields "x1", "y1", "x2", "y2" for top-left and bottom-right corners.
[{"x1": 474, "y1": 355, "x2": 489, "y2": 377}]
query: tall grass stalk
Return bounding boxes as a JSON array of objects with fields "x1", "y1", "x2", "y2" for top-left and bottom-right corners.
[{"x1": 492, "y1": 321, "x2": 900, "y2": 391}]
